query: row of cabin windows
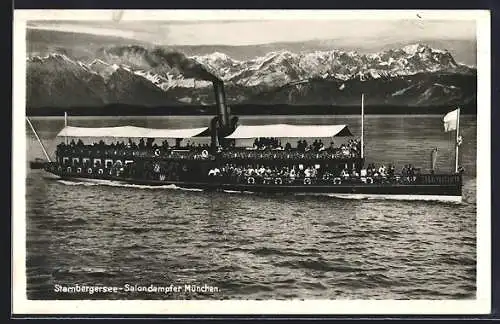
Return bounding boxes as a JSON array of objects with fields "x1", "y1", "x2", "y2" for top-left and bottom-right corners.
[
  {"x1": 61, "y1": 157, "x2": 360, "y2": 170},
  {"x1": 61, "y1": 157, "x2": 134, "y2": 168}
]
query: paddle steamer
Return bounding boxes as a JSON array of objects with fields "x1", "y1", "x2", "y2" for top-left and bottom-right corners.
[{"x1": 28, "y1": 79, "x2": 464, "y2": 202}]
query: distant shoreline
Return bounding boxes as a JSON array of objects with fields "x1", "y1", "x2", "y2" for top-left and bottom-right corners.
[{"x1": 26, "y1": 104, "x2": 477, "y2": 117}]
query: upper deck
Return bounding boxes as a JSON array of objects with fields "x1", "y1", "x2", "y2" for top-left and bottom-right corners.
[{"x1": 55, "y1": 138, "x2": 362, "y2": 163}]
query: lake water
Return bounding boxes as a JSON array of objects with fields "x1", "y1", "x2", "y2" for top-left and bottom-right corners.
[{"x1": 25, "y1": 115, "x2": 477, "y2": 299}]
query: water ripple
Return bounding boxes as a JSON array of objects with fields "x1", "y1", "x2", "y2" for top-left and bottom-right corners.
[{"x1": 25, "y1": 116, "x2": 477, "y2": 300}]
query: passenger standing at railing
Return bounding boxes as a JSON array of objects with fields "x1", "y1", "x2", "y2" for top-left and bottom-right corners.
[
  {"x1": 312, "y1": 166, "x2": 318, "y2": 178},
  {"x1": 378, "y1": 165, "x2": 386, "y2": 177},
  {"x1": 341, "y1": 168, "x2": 349, "y2": 180},
  {"x1": 318, "y1": 140, "x2": 325, "y2": 151},
  {"x1": 304, "y1": 166, "x2": 312, "y2": 178},
  {"x1": 235, "y1": 166, "x2": 243, "y2": 181},
  {"x1": 255, "y1": 138, "x2": 261, "y2": 149},
  {"x1": 301, "y1": 140, "x2": 307, "y2": 152},
  {"x1": 281, "y1": 166, "x2": 288, "y2": 178},
  {"x1": 387, "y1": 164, "x2": 394, "y2": 177},
  {"x1": 408, "y1": 164, "x2": 414, "y2": 177},
  {"x1": 402, "y1": 165, "x2": 408, "y2": 176}
]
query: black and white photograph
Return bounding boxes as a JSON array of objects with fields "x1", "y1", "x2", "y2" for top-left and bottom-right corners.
[{"x1": 13, "y1": 9, "x2": 491, "y2": 315}]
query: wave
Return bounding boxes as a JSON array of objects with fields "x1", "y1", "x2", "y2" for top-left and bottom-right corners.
[
  {"x1": 295, "y1": 192, "x2": 464, "y2": 204},
  {"x1": 52, "y1": 266, "x2": 120, "y2": 278},
  {"x1": 122, "y1": 242, "x2": 147, "y2": 250},
  {"x1": 123, "y1": 227, "x2": 151, "y2": 234},
  {"x1": 56, "y1": 179, "x2": 203, "y2": 191},
  {"x1": 252, "y1": 247, "x2": 306, "y2": 258},
  {"x1": 223, "y1": 190, "x2": 255, "y2": 195},
  {"x1": 277, "y1": 259, "x2": 353, "y2": 272},
  {"x1": 66, "y1": 217, "x2": 88, "y2": 225},
  {"x1": 56, "y1": 179, "x2": 465, "y2": 204},
  {"x1": 440, "y1": 255, "x2": 476, "y2": 266}
]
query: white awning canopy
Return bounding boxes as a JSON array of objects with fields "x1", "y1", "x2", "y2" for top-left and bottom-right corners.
[
  {"x1": 56, "y1": 126, "x2": 209, "y2": 138},
  {"x1": 224, "y1": 124, "x2": 353, "y2": 139}
]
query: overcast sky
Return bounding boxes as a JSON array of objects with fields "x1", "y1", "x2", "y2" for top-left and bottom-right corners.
[{"x1": 28, "y1": 19, "x2": 476, "y2": 46}]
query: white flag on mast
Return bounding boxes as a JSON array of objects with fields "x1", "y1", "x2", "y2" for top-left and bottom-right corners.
[{"x1": 443, "y1": 108, "x2": 459, "y2": 132}]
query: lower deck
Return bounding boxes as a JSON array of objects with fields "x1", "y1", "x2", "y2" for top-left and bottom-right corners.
[{"x1": 48, "y1": 169, "x2": 463, "y2": 201}]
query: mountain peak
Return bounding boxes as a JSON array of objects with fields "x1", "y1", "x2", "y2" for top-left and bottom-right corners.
[
  {"x1": 401, "y1": 43, "x2": 451, "y2": 56},
  {"x1": 402, "y1": 43, "x2": 431, "y2": 55},
  {"x1": 209, "y1": 52, "x2": 232, "y2": 60},
  {"x1": 45, "y1": 53, "x2": 74, "y2": 62},
  {"x1": 28, "y1": 53, "x2": 75, "y2": 64},
  {"x1": 89, "y1": 58, "x2": 110, "y2": 66},
  {"x1": 268, "y1": 50, "x2": 295, "y2": 58},
  {"x1": 26, "y1": 43, "x2": 475, "y2": 108}
]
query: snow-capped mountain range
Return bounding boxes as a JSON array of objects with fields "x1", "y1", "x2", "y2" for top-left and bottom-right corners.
[{"x1": 26, "y1": 43, "x2": 476, "y2": 108}]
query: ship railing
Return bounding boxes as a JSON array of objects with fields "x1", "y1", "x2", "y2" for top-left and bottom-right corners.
[
  {"x1": 416, "y1": 174, "x2": 462, "y2": 185},
  {"x1": 56, "y1": 145, "x2": 363, "y2": 161},
  {"x1": 56, "y1": 146, "x2": 215, "y2": 160},
  {"x1": 220, "y1": 149, "x2": 360, "y2": 160},
  {"x1": 213, "y1": 174, "x2": 462, "y2": 186}
]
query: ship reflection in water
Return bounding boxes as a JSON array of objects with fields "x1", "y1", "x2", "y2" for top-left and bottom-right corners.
[{"x1": 26, "y1": 114, "x2": 477, "y2": 300}]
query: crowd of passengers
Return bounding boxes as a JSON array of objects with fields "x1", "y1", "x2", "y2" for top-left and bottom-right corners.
[
  {"x1": 252, "y1": 137, "x2": 361, "y2": 153},
  {"x1": 56, "y1": 138, "x2": 421, "y2": 183},
  {"x1": 207, "y1": 162, "x2": 420, "y2": 184},
  {"x1": 59, "y1": 138, "x2": 210, "y2": 151},
  {"x1": 57, "y1": 137, "x2": 362, "y2": 160},
  {"x1": 57, "y1": 138, "x2": 212, "y2": 160},
  {"x1": 222, "y1": 148, "x2": 359, "y2": 160},
  {"x1": 223, "y1": 138, "x2": 361, "y2": 159}
]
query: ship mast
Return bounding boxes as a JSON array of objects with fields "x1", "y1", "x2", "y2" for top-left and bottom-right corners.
[
  {"x1": 361, "y1": 93, "x2": 364, "y2": 159},
  {"x1": 455, "y1": 107, "x2": 461, "y2": 173},
  {"x1": 64, "y1": 111, "x2": 68, "y2": 144}
]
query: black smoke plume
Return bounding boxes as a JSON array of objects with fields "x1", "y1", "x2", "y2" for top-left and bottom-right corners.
[{"x1": 147, "y1": 48, "x2": 221, "y2": 82}]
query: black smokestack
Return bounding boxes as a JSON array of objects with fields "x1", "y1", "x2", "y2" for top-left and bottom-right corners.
[
  {"x1": 213, "y1": 80, "x2": 229, "y2": 129},
  {"x1": 146, "y1": 48, "x2": 230, "y2": 135},
  {"x1": 148, "y1": 48, "x2": 221, "y2": 82}
]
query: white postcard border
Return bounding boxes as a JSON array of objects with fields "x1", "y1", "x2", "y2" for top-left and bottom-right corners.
[{"x1": 12, "y1": 9, "x2": 491, "y2": 315}]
